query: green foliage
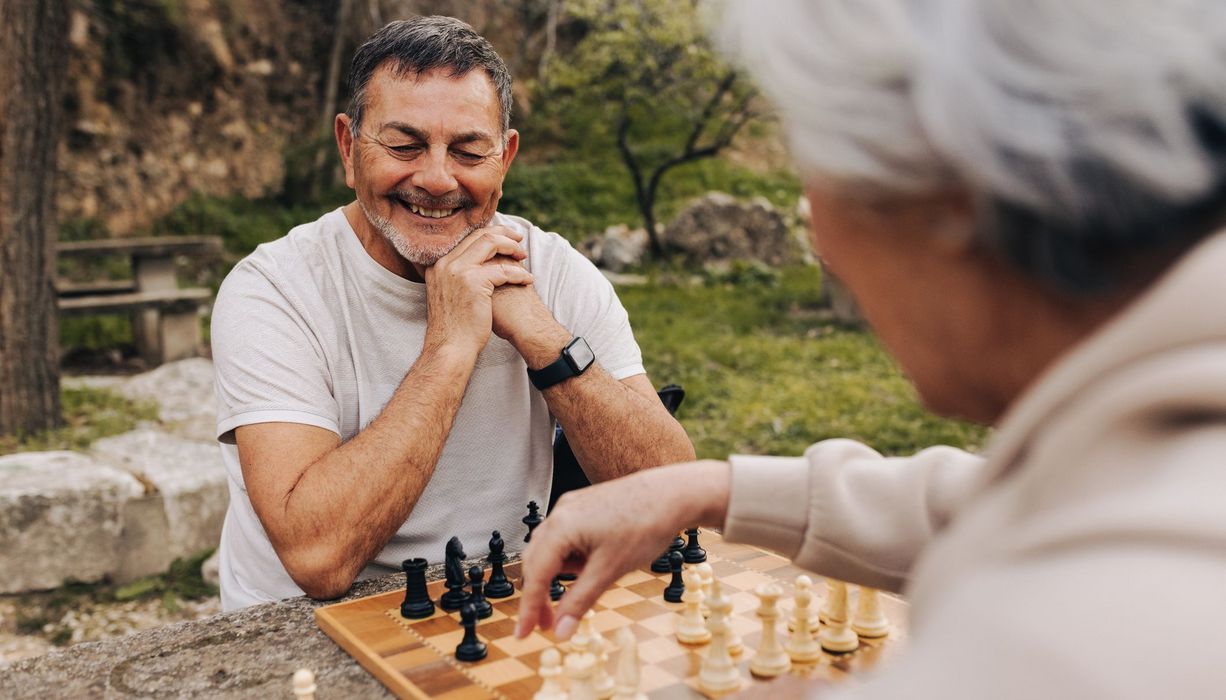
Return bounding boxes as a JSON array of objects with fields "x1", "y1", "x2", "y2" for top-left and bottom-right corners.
[
  {"x1": 149, "y1": 190, "x2": 349, "y2": 257},
  {"x1": 619, "y1": 267, "x2": 988, "y2": 457},
  {"x1": 115, "y1": 548, "x2": 218, "y2": 604},
  {"x1": 0, "y1": 387, "x2": 159, "y2": 455}
]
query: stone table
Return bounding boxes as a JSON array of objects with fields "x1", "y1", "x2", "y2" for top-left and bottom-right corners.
[{"x1": 0, "y1": 560, "x2": 467, "y2": 699}]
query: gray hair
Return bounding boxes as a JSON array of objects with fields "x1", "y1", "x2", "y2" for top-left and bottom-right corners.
[
  {"x1": 346, "y1": 16, "x2": 513, "y2": 139},
  {"x1": 717, "y1": 0, "x2": 1226, "y2": 293}
]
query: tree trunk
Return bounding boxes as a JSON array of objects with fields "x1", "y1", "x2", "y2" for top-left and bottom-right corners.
[{"x1": 0, "y1": 0, "x2": 69, "y2": 436}]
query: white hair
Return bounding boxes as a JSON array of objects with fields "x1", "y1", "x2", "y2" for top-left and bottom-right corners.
[{"x1": 716, "y1": 0, "x2": 1226, "y2": 290}]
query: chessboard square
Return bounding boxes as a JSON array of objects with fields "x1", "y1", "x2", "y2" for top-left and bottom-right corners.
[
  {"x1": 637, "y1": 635, "x2": 687, "y2": 662},
  {"x1": 404, "y1": 614, "x2": 459, "y2": 638},
  {"x1": 615, "y1": 599, "x2": 672, "y2": 622},
  {"x1": 467, "y1": 657, "x2": 535, "y2": 687},
  {"x1": 616, "y1": 569, "x2": 655, "y2": 586},
  {"x1": 626, "y1": 578, "x2": 669, "y2": 599},
  {"x1": 497, "y1": 597, "x2": 522, "y2": 616},
  {"x1": 728, "y1": 615, "x2": 759, "y2": 638},
  {"x1": 597, "y1": 586, "x2": 645, "y2": 609},
  {"x1": 483, "y1": 607, "x2": 510, "y2": 624},
  {"x1": 490, "y1": 631, "x2": 553, "y2": 657},
  {"x1": 740, "y1": 554, "x2": 790, "y2": 572},
  {"x1": 710, "y1": 560, "x2": 744, "y2": 577},
  {"x1": 480, "y1": 617, "x2": 517, "y2": 639},
  {"x1": 638, "y1": 663, "x2": 683, "y2": 693},
  {"x1": 637, "y1": 612, "x2": 680, "y2": 637},
  {"x1": 591, "y1": 609, "x2": 634, "y2": 633},
  {"x1": 721, "y1": 570, "x2": 775, "y2": 592}
]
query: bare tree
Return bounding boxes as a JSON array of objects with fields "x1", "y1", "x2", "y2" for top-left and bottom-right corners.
[{"x1": 0, "y1": 0, "x2": 69, "y2": 437}]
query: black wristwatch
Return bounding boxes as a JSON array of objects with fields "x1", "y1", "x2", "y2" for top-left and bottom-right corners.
[{"x1": 527, "y1": 337, "x2": 595, "y2": 390}]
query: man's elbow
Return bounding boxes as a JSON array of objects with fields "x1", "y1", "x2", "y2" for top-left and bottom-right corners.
[{"x1": 280, "y1": 547, "x2": 357, "y2": 601}]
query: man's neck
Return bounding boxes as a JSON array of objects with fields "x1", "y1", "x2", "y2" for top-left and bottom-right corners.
[{"x1": 342, "y1": 201, "x2": 427, "y2": 282}]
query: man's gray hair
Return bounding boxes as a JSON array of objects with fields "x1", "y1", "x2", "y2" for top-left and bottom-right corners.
[
  {"x1": 717, "y1": 0, "x2": 1226, "y2": 293},
  {"x1": 346, "y1": 16, "x2": 513, "y2": 138}
]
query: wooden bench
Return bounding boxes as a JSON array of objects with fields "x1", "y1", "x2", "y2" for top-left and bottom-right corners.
[{"x1": 56, "y1": 235, "x2": 223, "y2": 365}]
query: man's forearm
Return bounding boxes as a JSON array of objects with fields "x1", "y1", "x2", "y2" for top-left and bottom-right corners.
[{"x1": 272, "y1": 342, "x2": 477, "y2": 595}]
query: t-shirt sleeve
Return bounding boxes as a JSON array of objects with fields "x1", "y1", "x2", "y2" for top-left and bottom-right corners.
[
  {"x1": 211, "y1": 257, "x2": 341, "y2": 443},
  {"x1": 536, "y1": 233, "x2": 645, "y2": 381}
]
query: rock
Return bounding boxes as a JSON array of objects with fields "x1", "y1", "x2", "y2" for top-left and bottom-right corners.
[
  {"x1": 243, "y1": 59, "x2": 275, "y2": 76},
  {"x1": 598, "y1": 225, "x2": 649, "y2": 272},
  {"x1": 201, "y1": 549, "x2": 221, "y2": 588},
  {"x1": 91, "y1": 430, "x2": 228, "y2": 562},
  {"x1": 118, "y1": 358, "x2": 216, "y2": 424},
  {"x1": 663, "y1": 192, "x2": 804, "y2": 267},
  {"x1": 0, "y1": 452, "x2": 144, "y2": 593}
]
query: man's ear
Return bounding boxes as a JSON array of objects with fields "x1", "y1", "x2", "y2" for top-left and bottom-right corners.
[
  {"x1": 335, "y1": 114, "x2": 357, "y2": 188},
  {"x1": 501, "y1": 129, "x2": 520, "y2": 174}
]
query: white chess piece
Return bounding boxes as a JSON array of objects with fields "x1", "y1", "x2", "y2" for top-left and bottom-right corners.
[
  {"x1": 698, "y1": 580, "x2": 744, "y2": 694},
  {"x1": 819, "y1": 580, "x2": 848, "y2": 624},
  {"x1": 818, "y1": 580, "x2": 859, "y2": 653},
  {"x1": 749, "y1": 583, "x2": 791, "y2": 678},
  {"x1": 534, "y1": 648, "x2": 568, "y2": 700},
  {"x1": 292, "y1": 669, "x2": 316, "y2": 700},
  {"x1": 851, "y1": 587, "x2": 890, "y2": 638},
  {"x1": 590, "y1": 632, "x2": 616, "y2": 699},
  {"x1": 566, "y1": 652, "x2": 599, "y2": 700},
  {"x1": 784, "y1": 575, "x2": 822, "y2": 663},
  {"x1": 570, "y1": 609, "x2": 597, "y2": 655},
  {"x1": 676, "y1": 567, "x2": 711, "y2": 644},
  {"x1": 786, "y1": 574, "x2": 820, "y2": 635},
  {"x1": 611, "y1": 627, "x2": 648, "y2": 700},
  {"x1": 696, "y1": 562, "x2": 714, "y2": 617}
]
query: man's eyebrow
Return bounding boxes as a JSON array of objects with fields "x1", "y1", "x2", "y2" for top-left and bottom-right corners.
[{"x1": 379, "y1": 122, "x2": 496, "y2": 146}]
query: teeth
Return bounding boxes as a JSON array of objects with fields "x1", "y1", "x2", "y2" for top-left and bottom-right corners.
[{"x1": 408, "y1": 203, "x2": 455, "y2": 218}]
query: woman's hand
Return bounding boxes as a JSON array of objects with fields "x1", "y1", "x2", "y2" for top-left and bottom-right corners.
[{"x1": 514, "y1": 460, "x2": 731, "y2": 640}]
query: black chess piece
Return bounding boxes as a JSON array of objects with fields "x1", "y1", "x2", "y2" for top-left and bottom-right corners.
[
  {"x1": 454, "y1": 603, "x2": 488, "y2": 662},
  {"x1": 652, "y1": 531, "x2": 686, "y2": 573},
  {"x1": 522, "y1": 501, "x2": 543, "y2": 542},
  {"x1": 468, "y1": 565, "x2": 493, "y2": 619},
  {"x1": 400, "y1": 557, "x2": 435, "y2": 619},
  {"x1": 558, "y1": 571, "x2": 577, "y2": 582},
  {"x1": 485, "y1": 530, "x2": 514, "y2": 598},
  {"x1": 549, "y1": 574, "x2": 566, "y2": 601},
  {"x1": 663, "y1": 550, "x2": 685, "y2": 603},
  {"x1": 440, "y1": 536, "x2": 470, "y2": 611},
  {"x1": 682, "y1": 527, "x2": 707, "y2": 564}
]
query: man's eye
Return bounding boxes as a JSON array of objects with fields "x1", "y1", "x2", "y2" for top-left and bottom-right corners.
[
  {"x1": 453, "y1": 150, "x2": 484, "y2": 163},
  {"x1": 388, "y1": 144, "x2": 423, "y2": 154}
]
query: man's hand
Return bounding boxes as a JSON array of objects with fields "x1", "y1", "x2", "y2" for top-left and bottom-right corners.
[
  {"x1": 491, "y1": 281, "x2": 552, "y2": 343},
  {"x1": 423, "y1": 225, "x2": 533, "y2": 356},
  {"x1": 514, "y1": 460, "x2": 731, "y2": 640}
]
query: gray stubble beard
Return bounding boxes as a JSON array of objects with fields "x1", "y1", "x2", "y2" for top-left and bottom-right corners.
[{"x1": 358, "y1": 197, "x2": 483, "y2": 267}]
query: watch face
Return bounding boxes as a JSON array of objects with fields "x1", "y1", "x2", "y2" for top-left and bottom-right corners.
[{"x1": 566, "y1": 337, "x2": 595, "y2": 372}]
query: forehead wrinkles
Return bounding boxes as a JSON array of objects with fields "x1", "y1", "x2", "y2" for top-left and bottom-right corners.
[{"x1": 365, "y1": 66, "x2": 501, "y2": 136}]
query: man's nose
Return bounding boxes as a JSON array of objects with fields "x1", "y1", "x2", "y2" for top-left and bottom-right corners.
[{"x1": 411, "y1": 146, "x2": 458, "y2": 196}]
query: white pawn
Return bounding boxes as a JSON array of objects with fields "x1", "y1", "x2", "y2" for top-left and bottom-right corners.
[
  {"x1": 749, "y1": 583, "x2": 791, "y2": 679},
  {"x1": 784, "y1": 575, "x2": 822, "y2": 663},
  {"x1": 698, "y1": 580, "x2": 744, "y2": 694},
  {"x1": 612, "y1": 627, "x2": 648, "y2": 700},
  {"x1": 590, "y1": 633, "x2": 616, "y2": 699},
  {"x1": 786, "y1": 575, "x2": 820, "y2": 635},
  {"x1": 819, "y1": 580, "x2": 848, "y2": 624},
  {"x1": 676, "y1": 567, "x2": 711, "y2": 644},
  {"x1": 818, "y1": 581, "x2": 859, "y2": 653},
  {"x1": 570, "y1": 609, "x2": 597, "y2": 655},
  {"x1": 851, "y1": 587, "x2": 890, "y2": 638},
  {"x1": 534, "y1": 648, "x2": 569, "y2": 700},
  {"x1": 566, "y1": 652, "x2": 599, "y2": 700},
  {"x1": 292, "y1": 669, "x2": 316, "y2": 700},
  {"x1": 696, "y1": 562, "x2": 714, "y2": 617}
]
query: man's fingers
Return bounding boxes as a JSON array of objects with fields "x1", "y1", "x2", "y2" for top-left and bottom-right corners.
[
  {"x1": 548, "y1": 551, "x2": 623, "y2": 640},
  {"x1": 448, "y1": 225, "x2": 524, "y2": 259},
  {"x1": 488, "y1": 260, "x2": 534, "y2": 287},
  {"x1": 514, "y1": 532, "x2": 566, "y2": 638}
]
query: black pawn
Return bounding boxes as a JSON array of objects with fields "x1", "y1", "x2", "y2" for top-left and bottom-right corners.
[
  {"x1": 522, "y1": 501, "x2": 543, "y2": 542},
  {"x1": 485, "y1": 531, "x2": 514, "y2": 599},
  {"x1": 652, "y1": 532, "x2": 686, "y2": 573},
  {"x1": 468, "y1": 565, "x2": 493, "y2": 619},
  {"x1": 400, "y1": 558, "x2": 435, "y2": 619},
  {"x1": 663, "y1": 551, "x2": 685, "y2": 603},
  {"x1": 682, "y1": 527, "x2": 707, "y2": 564},
  {"x1": 549, "y1": 575, "x2": 566, "y2": 601},
  {"x1": 454, "y1": 603, "x2": 487, "y2": 662}
]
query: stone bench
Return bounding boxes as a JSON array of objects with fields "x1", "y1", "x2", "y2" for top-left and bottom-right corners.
[{"x1": 56, "y1": 235, "x2": 223, "y2": 365}]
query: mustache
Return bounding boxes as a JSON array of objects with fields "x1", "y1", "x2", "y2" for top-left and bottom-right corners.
[{"x1": 388, "y1": 189, "x2": 474, "y2": 210}]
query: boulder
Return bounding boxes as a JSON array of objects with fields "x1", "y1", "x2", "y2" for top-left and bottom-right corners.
[
  {"x1": 0, "y1": 452, "x2": 144, "y2": 593},
  {"x1": 118, "y1": 357, "x2": 217, "y2": 441},
  {"x1": 663, "y1": 192, "x2": 804, "y2": 267},
  {"x1": 598, "y1": 224, "x2": 649, "y2": 272},
  {"x1": 92, "y1": 430, "x2": 228, "y2": 562}
]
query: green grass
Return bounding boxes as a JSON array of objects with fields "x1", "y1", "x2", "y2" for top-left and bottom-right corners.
[
  {"x1": 619, "y1": 266, "x2": 988, "y2": 458},
  {"x1": 0, "y1": 386, "x2": 159, "y2": 454}
]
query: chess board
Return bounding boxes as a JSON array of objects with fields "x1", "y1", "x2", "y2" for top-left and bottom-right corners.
[{"x1": 316, "y1": 532, "x2": 907, "y2": 699}]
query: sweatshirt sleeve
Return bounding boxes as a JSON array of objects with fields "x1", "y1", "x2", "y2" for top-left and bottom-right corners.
[{"x1": 722, "y1": 438, "x2": 985, "y2": 592}]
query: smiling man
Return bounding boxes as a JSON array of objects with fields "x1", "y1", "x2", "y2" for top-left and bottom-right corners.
[{"x1": 209, "y1": 17, "x2": 694, "y2": 611}]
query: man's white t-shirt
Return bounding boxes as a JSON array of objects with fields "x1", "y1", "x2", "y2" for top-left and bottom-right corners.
[{"x1": 211, "y1": 208, "x2": 645, "y2": 610}]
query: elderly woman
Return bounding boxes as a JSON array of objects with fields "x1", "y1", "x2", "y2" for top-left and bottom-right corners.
[{"x1": 516, "y1": 1, "x2": 1226, "y2": 695}]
